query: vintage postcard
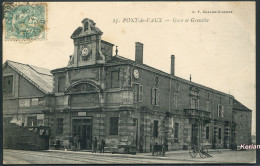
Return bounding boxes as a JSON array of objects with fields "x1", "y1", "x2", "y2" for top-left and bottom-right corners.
[{"x1": 2, "y1": 1, "x2": 256, "y2": 164}]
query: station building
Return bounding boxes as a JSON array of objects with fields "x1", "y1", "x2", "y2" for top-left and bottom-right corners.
[{"x1": 3, "y1": 18, "x2": 252, "y2": 152}]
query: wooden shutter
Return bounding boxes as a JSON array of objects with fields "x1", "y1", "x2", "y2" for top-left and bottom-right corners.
[
  {"x1": 178, "y1": 94, "x2": 180, "y2": 109},
  {"x1": 156, "y1": 89, "x2": 160, "y2": 105},
  {"x1": 139, "y1": 85, "x2": 143, "y2": 102},
  {"x1": 221, "y1": 106, "x2": 224, "y2": 117},
  {"x1": 151, "y1": 88, "x2": 155, "y2": 105}
]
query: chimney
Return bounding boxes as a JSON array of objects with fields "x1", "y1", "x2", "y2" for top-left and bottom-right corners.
[
  {"x1": 135, "y1": 42, "x2": 143, "y2": 64},
  {"x1": 171, "y1": 55, "x2": 175, "y2": 76}
]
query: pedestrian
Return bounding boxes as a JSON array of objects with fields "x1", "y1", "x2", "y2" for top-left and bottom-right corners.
[
  {"x1": 100, "y1": 139, "x2": 105, "y2": 153},
  {"x1": 78, "y1": 135, "x2": 81, "y2": 151},
  {"x1": 93, "y1": 137, "x2": 98, "y2": 153},
  {"x1": 73, "y1": 136, "x2": 78, "y2": 151}
]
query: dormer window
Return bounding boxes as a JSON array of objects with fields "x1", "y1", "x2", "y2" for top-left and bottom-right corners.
[{"x1": 84, "y1": 21, "x2": 89, "y2": 31}]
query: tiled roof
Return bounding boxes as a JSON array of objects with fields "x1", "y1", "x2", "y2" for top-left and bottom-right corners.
[
  {"x1": 233, "y1": 98, "x2": 251, "y2": 111},
  {"x1": 4, "y1": 60, "x2": 54, "y2": 94},
  {"x1": 108, "y1": 55, "x2": 233, "y2": 97}
]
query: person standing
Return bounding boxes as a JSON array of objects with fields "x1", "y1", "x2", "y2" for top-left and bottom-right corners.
[
  {"x1": 100, "y1": 139, "x2": 105, "y2": 153},
  {"x1": 92, "y1": 137, "x2": 98, "y2": 153}
]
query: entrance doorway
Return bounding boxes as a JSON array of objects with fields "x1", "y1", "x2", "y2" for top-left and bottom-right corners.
[
  {"x1": 72, "y1": 117, "x2": 92, "y2": 150},
  {"x1": 133, "y1": 118, "x2": 138, "y2": 148},
  {"x1": 191, "y1": 124, "x2": 198, "y2": 146}
]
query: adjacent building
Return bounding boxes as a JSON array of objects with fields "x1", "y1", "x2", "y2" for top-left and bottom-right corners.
[{"x1": 3, "y1": 18, "x2": 252, "y2": 152}]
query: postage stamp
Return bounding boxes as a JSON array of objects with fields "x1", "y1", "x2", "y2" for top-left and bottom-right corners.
[{"x1": 3, "y1": 2, "x2": 47, "y2": 41}]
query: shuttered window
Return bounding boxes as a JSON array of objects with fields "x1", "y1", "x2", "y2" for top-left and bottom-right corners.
[
  {"x1": 174, "y1": 93, "x2": 180, "y2": 109},
  {"x1": 218, "y1": 105, "x2": 224, "y2": 117},
  {"x1": 139, "y1": 85, "x2": 143, "y2": 102},
  {"x1": 151, "y1": 88, "x2": 159, "y2": 106}
]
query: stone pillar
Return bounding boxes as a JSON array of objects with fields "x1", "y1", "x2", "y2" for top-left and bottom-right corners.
[
  {"x1": 224, "y1": 126, "x2": 230, "y2": 149},
  {"x1": 165, "y1": 117, "x2": 173, "y2": 151},
  {"x1": 118, "y1": 110, "x2": 134, "y2": 152},
  {"x1": 183, "y1": 118, "x2": 189, "y2": 150},
  {"x1": 93, "y1": 113, "x2": 105, "y2": 140},
  {"x1": 141, "y1": 113, "x2": 152, "y2": 152},
  {"x1": 158, "y1": 115, "x2": 166, "y2": 144},
  {"x1": 213, "y1": 125, "x2": 218, "y2": 149}
]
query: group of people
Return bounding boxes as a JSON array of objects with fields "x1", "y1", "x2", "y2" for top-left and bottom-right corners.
[
  {"x1": 92, "y1": 137, "x2": 105, "y2": 153},
  {"x1": 72, "y1": 136, "x2": 105, "y2": 152}
]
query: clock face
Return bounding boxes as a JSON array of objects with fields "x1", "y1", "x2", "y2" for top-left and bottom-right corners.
[
  {"x1": 133, "y1": 69, "x2": 139, "y2": 79},
  {"x1": 82, "y1": 48, "x2": 89, "y2": 56}
]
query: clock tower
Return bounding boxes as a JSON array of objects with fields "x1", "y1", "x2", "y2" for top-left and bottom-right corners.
[{"x1": 68, "y1": 18, "x2": 106, "y2": 67}]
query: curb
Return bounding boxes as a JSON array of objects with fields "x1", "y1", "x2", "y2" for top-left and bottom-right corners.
[
  {"x1": 47, "y1": 150, "x2": 182, "y2": 161},
  {"x1": 46, "y1": 149, "x2": 231, "y2": 161}
]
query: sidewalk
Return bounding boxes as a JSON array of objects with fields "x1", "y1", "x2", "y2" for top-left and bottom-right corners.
[{"x1": 47, "y1": 148, "x2": 231, "y2": 161}]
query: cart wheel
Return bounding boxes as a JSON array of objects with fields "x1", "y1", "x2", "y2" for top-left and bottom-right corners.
[
  {"x1": 199, "y1": 146, "x2": 208, "y2": 158},
  {"x1": 189, "y1": 149, "x2": 197, "y2": 158}
]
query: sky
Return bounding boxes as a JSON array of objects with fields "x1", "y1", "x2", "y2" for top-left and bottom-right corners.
[{"x1": 3, "y1": 2, "x2": 255, "y2": 134}]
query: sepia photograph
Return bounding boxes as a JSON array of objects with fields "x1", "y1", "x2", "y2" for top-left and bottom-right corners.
[{"x1": 2, "y1": 1, "x2": 256, "y2": 164}]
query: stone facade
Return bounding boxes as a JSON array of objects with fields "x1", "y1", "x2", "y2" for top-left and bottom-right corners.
[{"x1": 3, "y1": 18, "x2": 252, "y2": 152}]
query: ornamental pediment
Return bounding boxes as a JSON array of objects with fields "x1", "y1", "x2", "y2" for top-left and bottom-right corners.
[
  {"x1": 65, "y1": 81, "x2": 101, "y2": 94},
  {"x1": 190, "y1": 86, "x2": 199, "y2": 92}
]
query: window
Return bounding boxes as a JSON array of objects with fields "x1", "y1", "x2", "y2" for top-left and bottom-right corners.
[
  {"x1": 133, "y1": 84, "x2": 143, "y2": 102},
  {"x1": 153, "y1": 120, "x2": 159, "y2": 138},
  {"x1": 218, "y1": 128, "x2": 221, "y2": 140},
  {"x1": 174, "y1": 123, "x2": 179, "y2": 143},
  {"x1": 219, "y1": 97, "x2": 222, "y2": 104},
  {"x1": 57, "y1": 118, "x2": 63, "y2": 134},
  {"x1": 190, "y1": 89, "x2": 199, "y2": 109},
  {"x1": 58, "y1": 76, "x2": 65, "y2": 92},
  {"x1": 191, "y1": 98, "x2": 199, "y2": 109},
  {"x1": 133, "y1": 83, "x2": 139, "y2": 102},
  {"x1": 111, "y1": 71, "x2": 119, "y2": 88},
  {"x1": 218, "y1": 105, "x2": 224, "y2": 117},
  {"x1": 206, "y1": 101, "x2": 211, "y2": 111},
  {"x1": 139, "y1": 85, "x2": 143, "y2": 102},
  {"x1": 206, "y1": 126, "x2": 209, "y2": 139},
  {"x1": 3, "y1": 75, "x2": 13, "y2": 97},
  {"x1": 174, "y1": 93, "x2": 180, "y2": 109},
  {"x1": 207, "y1": 92, "x2": 210, "y2": 99},
  {"x1": 151, "y1": 88, "x2": 159, "y2": 105},
  {"x1": 110, "y1": 117, "x2": 119, "y2": 135}
]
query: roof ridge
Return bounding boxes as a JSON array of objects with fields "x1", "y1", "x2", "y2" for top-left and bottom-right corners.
[
  {"x1": 6, "y1": 60, "x2": 51, "y2": 71},
  {"x1": 26, "y1": 64, "x2": 52, "y2": 76},
  {"x1": 110, "y1": 55, "x2": 233, "y2": 97},
  {"x1": 5, "y1": 60, "x2": 52, "y2": 76}
]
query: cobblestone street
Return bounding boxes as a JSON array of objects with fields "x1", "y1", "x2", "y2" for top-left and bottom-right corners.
[{"x1": 3, "y1": 149, "x2": 256, "y2": 164}]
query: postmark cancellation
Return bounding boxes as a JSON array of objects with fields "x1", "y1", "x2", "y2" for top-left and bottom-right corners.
[{"x1": 3, "y1": 2, "x2": 47, "y2": 41}]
